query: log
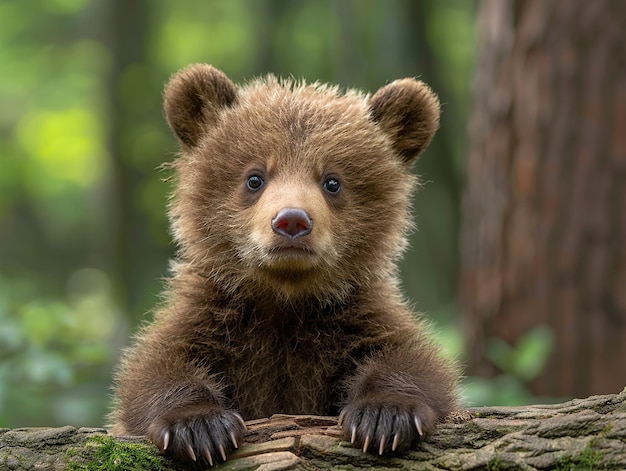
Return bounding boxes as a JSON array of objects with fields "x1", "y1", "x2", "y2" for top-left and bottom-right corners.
[{"x1": 1, "y1": 389, "x2": 625, "y2": 470}]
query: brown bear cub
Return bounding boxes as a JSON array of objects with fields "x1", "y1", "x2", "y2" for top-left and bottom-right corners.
[{"x1": 109, "y1": 64, "x2": 458, "y2": 468}]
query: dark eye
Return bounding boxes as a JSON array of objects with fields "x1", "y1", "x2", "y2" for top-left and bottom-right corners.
[
  {"x1": 323, "y1": 178, "x2": 341, "y2": 194},
  {"x1": 246, "y1": 175, "x2": 264, "y2": 191}
]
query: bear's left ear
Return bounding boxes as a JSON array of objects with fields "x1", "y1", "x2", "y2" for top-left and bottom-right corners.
[{"x1": 369, "y1": 78, "x2": 440, "y2": 165}]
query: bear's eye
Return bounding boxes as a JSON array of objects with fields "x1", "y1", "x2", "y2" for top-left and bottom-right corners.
[
  {"x1": 246, "y1": 175, "x2": 264, "y2": 191},
  {"x1": 323, "y1": 178, "x2": 341, "y2": 194}
]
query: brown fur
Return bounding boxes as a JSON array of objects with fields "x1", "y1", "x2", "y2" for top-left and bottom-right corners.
[{"x1": 109, "y1": 64, "x2": 458, "y2": 468}]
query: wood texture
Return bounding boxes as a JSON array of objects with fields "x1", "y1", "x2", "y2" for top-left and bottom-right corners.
[
  {"x1": 1, "y1": 390, "x2": 625, "y2": 470},
  {"x1": 460, "y1": 0, "x2": 626, "y2": 397}
]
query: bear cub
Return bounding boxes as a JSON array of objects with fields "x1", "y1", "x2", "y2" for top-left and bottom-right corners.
[{"x1": 110, "y1": 64, "x2": 458, "y2": 468}]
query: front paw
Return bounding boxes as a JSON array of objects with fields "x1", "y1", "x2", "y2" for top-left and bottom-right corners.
[
  {"x1": 339, "y1": 398, "x2": 437, "y2": 455},
  {"x1": 148, "y1": 406, "x2": 246, "y2": 468}
]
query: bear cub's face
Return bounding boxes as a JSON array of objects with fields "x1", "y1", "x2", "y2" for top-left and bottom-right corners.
[{"x1": 163, "y1": 65, "x2": 440, "y2": 303}]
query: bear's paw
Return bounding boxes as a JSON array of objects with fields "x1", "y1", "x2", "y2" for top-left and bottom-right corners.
[
  {"x1": 339, "y1": 398, "x2": 437, "y2": 455},
  {"x1": 148, "y1": 405, "x2": 246, "y2": 468}
]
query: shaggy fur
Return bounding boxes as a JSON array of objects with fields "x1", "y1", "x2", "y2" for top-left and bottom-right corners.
[{"x1": 109, "y1": 64, "x2": 458, "y2": 468}]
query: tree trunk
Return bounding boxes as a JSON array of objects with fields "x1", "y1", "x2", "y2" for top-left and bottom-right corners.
[
  {"x1": 460, "y1": 0, "x2": 626, "y2": 397},
  {"x1": 100, "y1": 0, "x2": 153, "y2": 324},
  {"x1": 1, "y1": 390, "x2": 625, "y2": 470}
]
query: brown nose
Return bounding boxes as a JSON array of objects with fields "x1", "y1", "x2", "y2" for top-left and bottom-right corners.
[{"x1": 272, "y1": 208, "x2": 312, "y2": 239}]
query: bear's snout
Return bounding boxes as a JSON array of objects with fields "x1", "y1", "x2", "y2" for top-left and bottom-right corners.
[{"x1": 272, "y1": 208, "x2": 312, "y2": 239}]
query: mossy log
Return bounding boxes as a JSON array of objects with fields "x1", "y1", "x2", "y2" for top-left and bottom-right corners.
[{"x1": 1, "y1": 389, "x2": 625, "y2": 470}]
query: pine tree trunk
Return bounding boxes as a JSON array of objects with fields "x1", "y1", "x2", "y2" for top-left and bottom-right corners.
[{"x1": 460, "y1": 0, "x2": 626, "y2": 397}]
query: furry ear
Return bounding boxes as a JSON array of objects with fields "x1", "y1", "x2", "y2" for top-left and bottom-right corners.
[
  {"x1": 369, "y1": 78, "x2": 440, "y2": 165},
  {"x1": 163, "y1": 64, "x2": 238, "y2": 149}
]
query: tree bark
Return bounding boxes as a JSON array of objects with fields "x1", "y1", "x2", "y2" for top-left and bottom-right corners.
[
  {"x1": 100, "y1": 0, "x2": 163, "y2": 326},
  {"x1": 2, "y1": 390, "x2": 625, "y2": 470},
  {"x1": 460, "y1": 0, "x2": 626, "y2": 397}
]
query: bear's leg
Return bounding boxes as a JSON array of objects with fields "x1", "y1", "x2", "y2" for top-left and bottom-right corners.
[
  {"x1": 111, "y1": 347, "x2": 246, "y2": 468},
  {"x1": 339, "y1": 347, "x2": 457, "y2": 455}
]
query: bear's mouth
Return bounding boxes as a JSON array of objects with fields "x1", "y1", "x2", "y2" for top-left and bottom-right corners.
[
  {"x1": 268, "y1": 240, "x2": 315, "y2": 256},
  {"x1": 263, "y1": 243, "x2": 317, "y2": 273},
  {"x1": 268, "y1": 246, "x2": 315, "y2": 257}
]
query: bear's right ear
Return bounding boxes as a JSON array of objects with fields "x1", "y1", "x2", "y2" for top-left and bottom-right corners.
[{"x1": 163, "y1": 64, "x2": 238, "y2": 149}]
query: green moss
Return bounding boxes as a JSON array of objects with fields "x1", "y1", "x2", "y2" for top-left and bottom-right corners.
[
  {"x1": 578, "y1": 445, "x2": 602, "y2": 469},
  {"x1": 554, "y1": 441, "x2": 605, "y2": 471},
  {"x1": 66, "y1": 435, "x2": 168, "y2": 471},
  {"x1": 486, "y1": 455, "x2": 502, "y2": 471},
  {"x1": 599, "y1": 423, "x2": 613, "y2": 435},
  {"x1": 463, "y1": 421, "x2": 484, "y2": 435}
]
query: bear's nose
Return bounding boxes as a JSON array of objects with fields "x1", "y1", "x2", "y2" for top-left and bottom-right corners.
[{"x1": 272, "y1": 208, "x2": 312, "y2": 239}]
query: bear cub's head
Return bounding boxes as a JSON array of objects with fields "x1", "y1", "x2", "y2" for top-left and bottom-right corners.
[{"x1": 164, "y1": 64, "x2": 440, "y2": 304}]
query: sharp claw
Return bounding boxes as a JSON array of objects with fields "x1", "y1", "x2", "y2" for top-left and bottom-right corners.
[
  {"x1": 230, "y1": 431, "x2": 239, "y2": 449},
  {"x1": 351, "y1": 426, "x2": 357, "y2": 444},
  {"x1": 362, "y1": 434, "x2": 371, "y2": 453},
  {"x1": 234, "y1": 412, "x2": 247, "y2": 430},
  {"x1": 414, "y1": 416, "x2": 423, "y2": 436},
  {"x1": 392, "y1": 433, "x2": 400, "y2": 451},
  {"x1": 202, "y1": 448, "x2": 214, "y2": 467},
  {"x1": 338, "y1": 411, "x2": 344, "y2": 427},
  {"x1": 162, "y1": 430, "x2": 170, "y2": 451},
  {"x1": 378, "y1": 435, "x2": 387, "y2": 455},
  {"x1": 218, "y1": 443, "x2": 227, "y2": 462},
  {"x1": 186, "y1": 444, "x2": 197, "y2": 462}
]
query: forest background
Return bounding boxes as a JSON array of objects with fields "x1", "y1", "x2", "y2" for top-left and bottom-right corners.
[{"x1": 2, "y1": 0, "x2": 623, "y2": 429}]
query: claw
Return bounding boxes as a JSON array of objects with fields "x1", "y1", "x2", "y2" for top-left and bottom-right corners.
[
  {"x1": 185, "y1": 443, "x2": 197, "y2": 462},
  {"x1": 351, "y1": 425, "x2": 357, "y2": 444},
  {"x1": 338, "y1": 411, "x2": 344, "y2": 427},
  {"x1": 362, "y1": 434, "x2": 371, "y2": 453},
  {"x1": 230, "y1": 431, "x2": 239, "y2": 449},
  {"x1": 392, "y1": 433, "x2": 400, "y2": 451},
  {"x1": 202, "y1": 448, "x2": 214, "y2": 467},
  {"x1": 414, "y1": 416, "x2": 423, "y2": 436},
  {"x1": 218, "y1": 443, "x2": 227, "y2": 462},
  {"x1": 378, "y1": 435, "x2": 387, "y2": 455},
  {"x1": 234, "y1": 412, "x2": 247, "y2": 430},
  {"x1": 162, "y1": 430, "x2": 170, "y2": 451}
]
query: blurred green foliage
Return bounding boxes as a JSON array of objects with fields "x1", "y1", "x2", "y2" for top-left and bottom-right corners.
[
  {"x1": 464, "y1": 326, "x2": 556, "y2": 406},
  {"x1": 0, "y1": 0, "x2": 545, "y2": 428}
]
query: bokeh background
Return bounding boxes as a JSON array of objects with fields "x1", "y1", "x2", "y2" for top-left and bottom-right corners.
[{"x1": 1, "y1": 0, "x2": 624, "y2": 428}]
